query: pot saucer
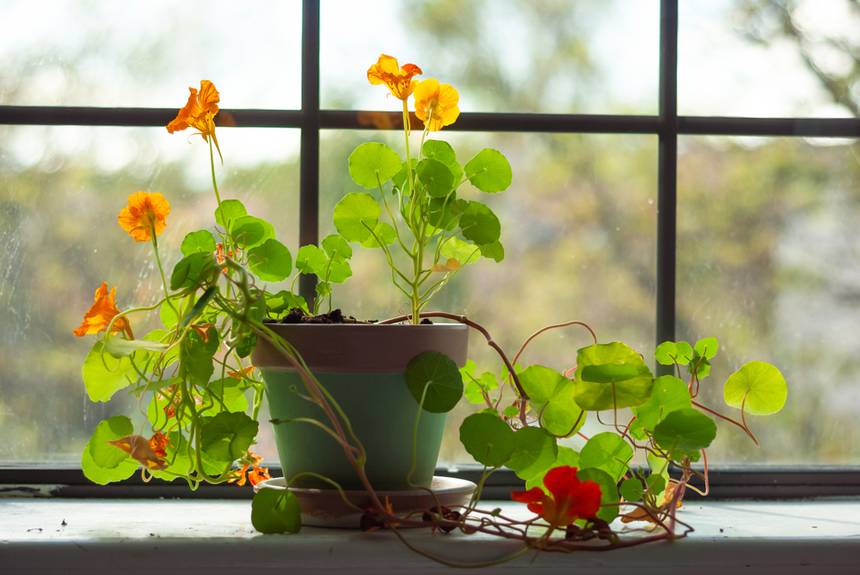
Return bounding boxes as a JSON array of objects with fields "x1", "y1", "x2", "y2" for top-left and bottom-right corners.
[{"x1": 254, "y1": 475, "x2": 477, "y2": 529}]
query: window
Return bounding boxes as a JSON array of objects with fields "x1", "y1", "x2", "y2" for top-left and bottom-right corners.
[{"x1": 1, "y1": 0, "x2": 858, "y2": 493}]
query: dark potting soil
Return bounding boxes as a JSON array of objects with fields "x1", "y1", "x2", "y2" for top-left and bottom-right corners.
[{"x1": 265, "y1": 308, "x2": 434, "y2": 325}]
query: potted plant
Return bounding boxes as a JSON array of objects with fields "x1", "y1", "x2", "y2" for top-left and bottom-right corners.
[{"x1": 76, "y1": 56, "x2": 789, "y2": 564}]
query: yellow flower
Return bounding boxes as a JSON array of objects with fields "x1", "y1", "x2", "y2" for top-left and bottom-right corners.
[
  {"x1": 367, "y1": 54, "x2": 423, "y2": 101},
  {"x1": 117, "y1": 191, "x2": 171, "y2": 242},
  {"x1": 73, "y1": 282, "x2": 134, "y2": 339},
  {"x1": 413, "y1": 79, "x2": 460, "y2": 131}
]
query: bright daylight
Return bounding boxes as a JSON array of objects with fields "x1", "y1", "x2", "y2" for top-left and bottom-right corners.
[{"x1": 0, "y1": 0, "x2": 858, "y2": 573}]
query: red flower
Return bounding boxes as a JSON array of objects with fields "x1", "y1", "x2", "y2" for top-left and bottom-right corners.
[{"x1": 511, "y1": 466, "x2": 602, "y2": 526}]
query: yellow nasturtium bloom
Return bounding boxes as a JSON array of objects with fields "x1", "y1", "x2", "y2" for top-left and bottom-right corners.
[
  {"x1": 367, "y1": 54, "x2": 423, "y2": 100},
  {"x1": 413, "y1": 78, "x2": 460, "y2": 131},
  {"x1": 73, "y1": 282, "x2": 134, "y2": 339},
  {"x1": 117, "y1": 191, "x2": 171, "y2": 242}
]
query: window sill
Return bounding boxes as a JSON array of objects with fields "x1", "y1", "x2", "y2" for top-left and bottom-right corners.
[{"x1": 1, "y1": 498, "x2": 859, "y2": 573}]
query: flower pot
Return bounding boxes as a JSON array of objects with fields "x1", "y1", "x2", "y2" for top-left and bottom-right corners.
[{"x1": 253, "y1": 323, "x2": 469, "y2": 490}]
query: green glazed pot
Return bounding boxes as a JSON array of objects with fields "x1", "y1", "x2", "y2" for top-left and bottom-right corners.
[{"x1": 253, "y1": 323, "x2": 469, "y2": 490}]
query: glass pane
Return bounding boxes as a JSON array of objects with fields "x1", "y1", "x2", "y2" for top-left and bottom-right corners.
[
  {"x1": 680, "y1": 0, "x2": 859, "y2": 117},
  {"x1": 321, "y1": 0, "x2": 658, "y2": 114},
  {"x1": 0, "y1": 126, "x2": 300, "y2": 463},
  {"x1": 319, "y1": 130, "x2": 658, "y2": 463},
  {"x1": 0, "y1": 1, "x2": 302, "y2": 108},
  {"x1": 678, "y1": 136, "x2": 860, "y2": 464}
]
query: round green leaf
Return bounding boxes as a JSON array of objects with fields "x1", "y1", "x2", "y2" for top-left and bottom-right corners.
[
  {"x1": 574, "y1": 342, "x2": 654, "y2": 411},
  {"x1": 694, "y1": 337, "x2": 720, "y2": 360},
  {"x1": 422, "y1": 139, "x2": 457, "y2": 166},
  {"x1": 633, "y1": 375, "x2": 692, "y2": 433},
  {"x1": 181, "y1": 230, "x2": 217, "y2": 257},
  {"x1": 360, "y1": 221, "x2": 396, "y2": 248},
  {"x1": 653, "y1": 407, "x2": 717, "y2": 460},
  {"x1": 459, "y1": 412, "x2": 515, "y2": 467},
  {"x1": 88, "y1": 416, "x2": 134, "y2": 468},
  {"x1": 439, "y1": 237, "x2": 480, "y2": 266},
  {"x1": 170, "y1": 252, "x2": 216, "y2": 290},
  {"x1": 428, "y1": 196, "x2": 467, "y2": 230},
  {"x1": 655, "y1": 341, "x2": 694, "y2": 366},
  {"x1": 506, "y1": 426, "x2": 558, "y2": 481},
  {"x1": 333, "y1": 192, "x2": 380, "y2": 242},
  {"x1": 723, "y1": 361, "x2": 788, "y2": 416},
  {"x1": 200, "y1": 411, "x2": 259, "y2": 465},
  {"x1": 404, "y1": 351, "x2": 463, "y2": 413},
  {"x1": 214, "y1": 199, "x2": 247, "y2": 228},
  {"x1": 576, "y1": 467, "x2": 618, "y2": 523},
  {"x1": 82, "y1": 341, "x2": 136, "y2": 402},
  {"x1": 321, "y1": 234, "x2": 352, "y2": 260},
  {"x1": 416, "y1": 158, "x2": 455, "y2": 198},
  {"x1": 229, "y1": 215, "x2": 275, "y2": 249},
  {"x1": 479, "y1": 241, "x2": 505, "y2": 262},
  {"x1": 327, "y1": 258, "x2": 352, "y2": 283},
  {"x1": 620, "y1": 477, "x2": 645, "y2": 501},
  {"x1": 524, "y1": 446, "x2": 581, "y2": 489},
  {"x1": 81, "y1": 443, "x2": 137, "y2": 486},
  {"x1": 464, "y1": 148, "x2": 512, "y2": 193},
  {"x1": 580, "y1": 432, "x2": 633, "y2": 482},
  {"x1": 252, "y1": 489, "x2": 302, "y2": 534},
  {"x1": 348, "y1": 142, "x2": 402, "y2": 189},
  {"x1": 248, "y1": 238, "x2": 293, "y2": 282},
  {"x1": 296, "y1": 244, "x2": 328, "y2": 276},
  {"x1": 519, "y1": 365, "x2": 584, "y2": 437},
  {"x1": 459, "y1": 201, "x2": 501, "y2": 245}
]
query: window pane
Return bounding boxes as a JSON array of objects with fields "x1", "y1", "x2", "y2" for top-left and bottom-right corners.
[
  {"x1": 319, "y1": 130, "x2": 657, "y2": 463},
  {"x1": 0, "y1": 126, "x2": 299, "y2": 463},
  {"x1": 321, "y1": 0, "x2": 658, "y2": 114},
  {"x1": 0, "y1": 1, "x2": 302, "y2": 108},
  {"x1": 678, "y1": 136, "x2": 860, "y2": 464},
  {"x1": 680, "y1": 0, "x2": 859, "y2": 117}
]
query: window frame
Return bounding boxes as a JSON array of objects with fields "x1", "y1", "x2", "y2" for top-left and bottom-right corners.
[{"x1": 1, "y1": 0, "x2": 859, "y2": 497}]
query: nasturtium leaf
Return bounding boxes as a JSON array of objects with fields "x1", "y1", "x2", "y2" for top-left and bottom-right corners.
[
  {"x1": 88, "y1": 416, "x2": 134, "y2": 468},
  {"x1": 200, "y1": 411, "x2": 259, "y2": 465},
  {"x1": 252, "y1": 488, "x2": 302, "y2": 534},
  {"x1": 459, "y1": 412, "x2": 515, "y2": 467},
  {"x1": 647, "y1": 452, "x2": 670, "y2": 477},
  {"x1": 525, "y1": 446, "x2": 581, "y2": 489},
  {"x1": 577, "y1": 467, "x2": 619, "y2": 523},
  {"x1": 653, "y1": 407, "x2": 716, "y2": 461},
  {"x1": 321, "y1": 234, "x2": 353, "y2": 260},
  {"x1": 428, "y1": 196, "x2": 467, "y2": 230},
  {"x1": 82, "y1": 341, "x2": 137, "y2": 402},
  {"x1": 179, "y1": 327, "x2": 220, "y2": 387},
  {"x1": 348, "y1": 142, "x2": 402, "y2": 189},
  {"x1": 181, "y1": 229, "x2": 217, "y2": 257},
  {"x1": 201, "y1": 378, "x2": 249, "y2": 415},
  {"x1": 170, "y1": 252, "x2": 216, "y2": 290},
  {"x1": 620, "y1": 477, "x2": 645, "y2": 502},
  {"x1": 230, "y1": 215, "x2": 275, "y2": 249},
  {"x1": 694, "y1": 337, "x2": 719, "y2": 360},
  {"x1": 502, "y1": 404, "x2": 520, "y2": 418},
  {"x1": 214, "y1": 199, "x2": 247, "y2": 228},
  {"x1": 654, "y1": 341, "x2": 694, "y2": 366},
  {"x1": 506, "y1": 426, "x2": 558, "y2": 481},
  {"x1": 459, "y1": 202, "x2": 501, "y2": 246},
  {"x1": 247, "y1": 238, "x2": 292, "y2": 282},
  {"x1": 461, "y1": 361, "x2": 499, "y2": 405},
  {"x1": 333, "y1": 192, "x2": 381, "y2": 242},
  {"x1": 646, "y1": 474, "x2": 667, "y2": 497},
  {"x1": 422, "y1": 139, "x2": 457, "y2": 166},
  {"x1": 266, "y1": 290, "x2": 308, "y2": 316},
  {"x1": 723, "y1": 361, "x2": 787, "y2": 416},
  {"x1": 315, "y1": 281, "x2": 331, "y2": 299},
  {"x1": 159, "y1": 297, "x2": 182, "y2": 329},
  {"x1": 326, "y1": 258, "x2": 352, "y2": 283},
  {"x1": 360, "y1": 221, "x2": 397, "y2": 248},
  {"x1": 580, "y1": 432, "x2": 634, "y2": 483},
  {"x1": 392, "y1": 159, "x2": 417, "y2": 195},
  {"x1": 296, "y1": 244, "x2": 328, "y2": 276},
  {"x1": 479, "y1": 240, "x2": 505, "y2": 262},
  {"x1": 464, "y1": 148, "x2": 512, "y2": 193},
  {"x1": 633, "y1": 375, "x2": 692, "y2": 433},
  {"x1": 574, "y1": 342, "x2": 654, "y2": 411},
  {"x1": 440, "y1": 237, "x2": 480, "y2": 266},
  {"x1": 693, "y1": 358, "x2": 712, "y2": 380},
  {"x1": 416, "y1": 158, "x2": 455, "y2": 198},
  {"x1": 518, "y1": 365, "x2": 585, "y2": 437},
  {"x1": 404, "y1": 351, "x2": 463, "y2": 413},
  {"x1": 81, "y1": 442, "x2": 137, "y2": 486}
]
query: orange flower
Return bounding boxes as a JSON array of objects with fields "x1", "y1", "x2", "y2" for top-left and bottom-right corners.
[
  {"x1": 167, "y1": 80, "x2": 220, "y2": 142},
  {"x1": 148, "y1": 432, "x2": 169, "y2": 459},
  {"x1": 73, "y1": 282, "x2": 134, "y2": 339},
  {"x1": 117, "y1": 191, "x2": 171, "y2": 242},
  {"x1": 511, "y1": 466, "x2": 601, "y2": 527},
  {"x1": 413, "y1": 78, "x2": 460, "y2": 131},
  {"x1": 228, "y1": 451, "x2": 268, "y2": 487},
  {"x1": 247, "y1": 466, "x2": 271, "y2": 487},
  {"x1": 109, "y1": 434, "x2": 167, "y2": 470},
  {"x1": 228, "y1": 365, "x2": 256, "y2": 380},
  {"x1": 367, "y1": 54, "x2": 423, "y2": 100}
]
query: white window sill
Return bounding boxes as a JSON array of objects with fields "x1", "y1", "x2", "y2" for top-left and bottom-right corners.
[{"x1": 1, "y1": 498, "x2": 859, "y2": 573}]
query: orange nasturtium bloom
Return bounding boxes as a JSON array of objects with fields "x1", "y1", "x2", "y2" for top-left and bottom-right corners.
[
  {"x1": 117, "y1": 191, "x2": 171, "y2": 242},
  {"x1": 166, "y1": 79, "x2": 220, "y2": 141},
  {"x1": 228, "y1": 451, "x2": 271, "y2": 487},
  {"x1": 367, "y1": 54, "x2": 423, "y2": 100},
  {"x1": 73, "y1": 282, "x2": 134, "y2": 339},
  {"x1": 510, "y1": 466, "x2": 602, "y2": 527},
  {"x1": 413, "y1": 78, "x2": 460, "y2": 131},
  {"x1": 109, "y1": 434, "x2": 168, "y2": 470}
]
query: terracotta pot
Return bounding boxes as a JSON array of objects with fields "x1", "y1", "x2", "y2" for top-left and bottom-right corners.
[{"x1": 252, "y1": 323, "x2": 469, "y2": 490}]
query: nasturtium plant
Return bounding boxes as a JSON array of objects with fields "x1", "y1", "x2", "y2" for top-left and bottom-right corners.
[
  {"x1": 724, "y1": 360, "x2": 788, "y2": 415},
  {"x1": 574, "y1": 342, "x2": 654, "y2": 410}
]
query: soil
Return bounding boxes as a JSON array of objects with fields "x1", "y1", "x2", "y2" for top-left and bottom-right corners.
[{"x1": 266, "y1": 308, "x2": 434, "y2": 325}]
